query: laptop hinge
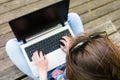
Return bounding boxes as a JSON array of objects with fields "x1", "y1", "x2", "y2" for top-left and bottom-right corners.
[
  {"x1": 23, "y1": 39, "x2": 26, "y2": 44},
  {"x1": 61, "y1": 21, "x2": 65, "y2": 27},
  {"x1": 23, "y1": 24, "x2": 63, "y2": 43}
]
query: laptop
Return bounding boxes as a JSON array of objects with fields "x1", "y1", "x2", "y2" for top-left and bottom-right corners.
[{"x1": 8, "y1": 0, "x2": 74, "y2": 77}]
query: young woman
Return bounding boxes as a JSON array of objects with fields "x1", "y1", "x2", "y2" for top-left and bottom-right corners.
[
  {"x1": 32, "y1": 31, "x2": 120, "y2": 80},
  {"x1": 5, "y1": 13, "x2": 84, "y2": 80}
]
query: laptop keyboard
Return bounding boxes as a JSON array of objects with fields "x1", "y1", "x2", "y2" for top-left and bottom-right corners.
[{"x1": 25, "y1": 29, "x2": 71, "y2": 61}]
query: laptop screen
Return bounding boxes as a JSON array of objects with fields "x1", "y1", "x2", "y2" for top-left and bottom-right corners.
[{"x1": 9, "y1": 0, "x2": 69, "y2": 41}]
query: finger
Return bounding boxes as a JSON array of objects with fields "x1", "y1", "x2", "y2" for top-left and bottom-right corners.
[
  {"x1": 32, "y1": 55, "x2": 37, "y2": 63},
  {"x1": 33, "y1": 51, "x2": 38, "y2": 61},
  {"x1": 62, "y1": 36, "x2": 74, "y2": 45},
  {"x1": 61, "y1": 36, "x2": 70, "y2": 41},
  {"x1": 60, "y1": 45, "x2": 66, "y2": 52},
  {"x1": 61, "y1": 36, "x2": 67, "y2": 41},
  {"x1": 34, "y1": 51, "x2": 40, "y2": 61},
  {"x1": 39, "y1": 51, "x2": 44, "y2": 60},
  {"x1": 32, "y1": 56, "x2": 35, "y2": 62},
  {"x1": 44, "y1": 56, "x2": 48, "y2": 61},
  {"x1": 60, "y1": 39, "x2": 66, "y2": 46}
]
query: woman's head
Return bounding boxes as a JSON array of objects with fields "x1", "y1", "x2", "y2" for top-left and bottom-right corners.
[{"x1": 66, "y1": 32, "x2": 120, "y2": 80}]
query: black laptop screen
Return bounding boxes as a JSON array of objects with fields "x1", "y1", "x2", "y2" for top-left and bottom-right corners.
[{"x1": 9, "y1": 0, "x2": 69, "y2": 41}]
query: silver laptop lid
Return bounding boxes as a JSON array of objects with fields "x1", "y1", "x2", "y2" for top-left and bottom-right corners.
[{"x1": 8, "y1": 0, "x2": 70, "y2": 42}]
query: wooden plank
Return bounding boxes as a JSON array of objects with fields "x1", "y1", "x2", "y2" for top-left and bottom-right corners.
[
  {"x1": 80, "y1": 0, "x2": 120, "y2": 24},
  {"x1": 0, "y1": 57, "x2": 26, "y2": 79},
  {"x1": 119, "y1": 28, "x2": 120, "y2": 31},
  {"x1": 85, "y1": 20, "x2": 117, "y2": 34},
  {"x1": 0, "y1": 65, "x2": 25, "y2": 80},
  {"x1": 0, "y1": 0, "x2": 61, "y2": 24},
  {"x1": 0, "y1": 57, "x2": 14, "y2": 72},
  {"x1": 0, "y1": 0, "x2": 91, "y2": 36},
  {"x1": 85, "y1": 20, "x2": 120, "y2": 46},
  {"x1": 84, "y1": 20, "x2": 120, "y2": 46},
  {"x1": 21, "y1": 77, "x2": 32, "y2": 80},
  {"x1": 119, "y1": 29, "x2": 120, "y2": 34},
  {"x1": 113, "y1": 18, "x2": 120, "y2": 30},
  {"x1": 0, "y1": 23, "x2": 11, "y2": 36},
  {"x1": 84, "y1": 8, "x2": 120, "y2": 31},
  {"x1": 0, "y1": 0, "x2": 10, "y2": 4},
  {"x1": 0, "y1": 51, "x2": 29, "y2": 79},
  {"x1": 0, "y1": 32, "x2": 14, "y2": 48},
  {"x1": 0, "y1": 47, "x2": 8, "y2": 61},
  {"x1": 0, "y1": 0, "x2": 39, "y2": 14},
  {"x1": 109, "y1": 32, "x2": 120, "y2": 46},
  {"x1": 69, "y1": 0, "x2": 92, "y2": 9},
  {"x1": 69, "y1": 0, "x2": 114, "y2": 14}
]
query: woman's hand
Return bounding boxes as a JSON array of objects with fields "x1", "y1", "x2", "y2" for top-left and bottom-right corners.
[
  {"x1": 32, "y1": 51, "x2": 48, "y2": 80},
  {"x1": 60, "y1": 36, "x2": 74, "y2": 53}
]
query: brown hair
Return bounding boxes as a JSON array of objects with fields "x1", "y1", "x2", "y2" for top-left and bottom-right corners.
[{"x1": 66, "y1": 33, "x2": 120, "y2": 80}]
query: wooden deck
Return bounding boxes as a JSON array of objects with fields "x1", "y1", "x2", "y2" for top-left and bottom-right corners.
[{"x1": 0, "y1": 0, "x2": 120, "y2": 80}]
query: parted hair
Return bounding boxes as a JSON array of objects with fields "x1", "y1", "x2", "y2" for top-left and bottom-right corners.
[{"x1": 66, "y1": 33, "x2": 120, "y2": 80}]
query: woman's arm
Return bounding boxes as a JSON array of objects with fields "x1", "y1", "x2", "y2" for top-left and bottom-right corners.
[{"x1": 32, "y1": 51, "x2": 48, "y2": 80}]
